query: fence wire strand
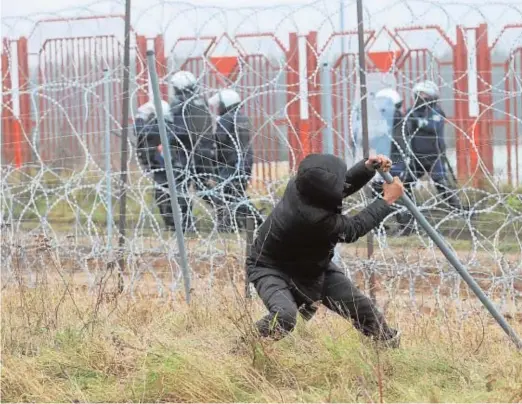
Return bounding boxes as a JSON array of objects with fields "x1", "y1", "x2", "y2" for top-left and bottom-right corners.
[{"x1": 1, "y1": 0, "x2": 522, "y2": 316}]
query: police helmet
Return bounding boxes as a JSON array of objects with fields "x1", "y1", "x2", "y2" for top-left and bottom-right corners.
[
  {"x1": 208, "y1": 88, "x2": 241, "y2": 115},
  {"x1": 375, "y1": 88, "x2": 403, "y2": 107},
  {"x1": 136, "y1": 100, "x2": 173, "y2": 123},
  {"x1": 413, "y1": 80, "x2": 439, "y2": 100},
  {"x1": 170, "y1": 70, "x2": 197, "y2": 95}
]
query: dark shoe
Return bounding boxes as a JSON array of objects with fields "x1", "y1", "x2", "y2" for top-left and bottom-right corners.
[{"x1": 394, "y1": 211, "x2": 415, "y2": 236}]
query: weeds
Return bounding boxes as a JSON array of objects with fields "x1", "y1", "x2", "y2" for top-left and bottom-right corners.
[{"x1": 2, "y1": 272, "x2": 522, "y2": 402}]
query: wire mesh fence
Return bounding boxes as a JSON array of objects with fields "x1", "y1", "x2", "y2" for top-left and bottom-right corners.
[{"x1": 1, "y1": 0, "x2": 522, "y2": 317}]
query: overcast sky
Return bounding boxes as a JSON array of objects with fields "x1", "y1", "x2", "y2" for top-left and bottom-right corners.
[{"x1": 2, "y1": 0, "x2": 522, "y2": 57}]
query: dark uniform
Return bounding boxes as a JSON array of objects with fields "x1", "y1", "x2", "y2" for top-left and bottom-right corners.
[
  {"x1": 214, "y1": 105, "x2": 263, "y2": 231},
  {"x1": 399, "y1": 99, "x2": 461, "y2": 210},
  {"x1": 170, "y1": 93, "x2": 217, "y2": 228},
  {"x1": 246, "y1": 154, "x2": 399, "y2": 342},
  {"x1": 372, "y1": 96, "x2": 462, "y2": 234},
  {"x1": 135, "y1": 115, "x2": 190, "y2": 231},
  {"x1": 170, "y1": 93, "x2": 216, "y2": 185}
]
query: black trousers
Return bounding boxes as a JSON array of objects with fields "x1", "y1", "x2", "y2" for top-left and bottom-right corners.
[
  {"x1": 253, "y1": 263, "x2": 396, "y2": 340},
  {"x1": 153, "y1": 169, "x2": 193, "y2": 231},
  {"x1": 190, "y1": 163, "x2": 218, "y2": 207},
  {"x1": 214, "y1": 167, "x2": 263, "y2": 231}
]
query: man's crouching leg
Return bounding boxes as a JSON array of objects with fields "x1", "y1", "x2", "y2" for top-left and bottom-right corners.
[
  {"x1": 253, "y1": 275, "x2": 299, "y2": 340},
  {"x1": 322, "y1": 264, "x2": 400, "y2": 348}
]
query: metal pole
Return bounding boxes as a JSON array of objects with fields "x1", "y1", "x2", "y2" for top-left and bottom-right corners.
[
  {"x1": 0, "y1": 99, "x2": 2, "y2": 169},
  {"x1": 117, "y1": 0, "x2": 131, "y2": 292},
  {"x1": 356, "y1": 0, "x2": 369, "y2": 166},
  {"x1": 245, "y1": 216, "x2": 255, "y2": 299},
  {"x1": 146, "y1": 50, "x2": 192, "y2": 304},
  {"x1": 103, "y1": 69, "x2": 113, "y2": 251},
  {"x1": 340, "y1": 0, "x2": 350, "y2": 161},
  {"x1": 321, "y1": 62, "x2": 334, "y2": 155},
  {"x1": 356, "y1": 0, "x2": 376, "y2": 301},
  {"x1": 377, "y1": 168, "x2": 522, "y2": 350}
]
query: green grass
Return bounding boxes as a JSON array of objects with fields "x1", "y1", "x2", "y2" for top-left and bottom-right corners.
[
  {"x1": 351, "y1": 233, "x2": 522, "y2": 254},
  {"x1": 4, "y1": 167, "x2": 522, "y2": 253},
  {"x1": 2, "y1": 281, "x2": 522, "y2": 403}
]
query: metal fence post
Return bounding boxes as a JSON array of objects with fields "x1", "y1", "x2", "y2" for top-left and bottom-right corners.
[
  {"x1": 117, "y1": 0, "x2": 132, "y2": 294},
  {"x1": 103, "y1": 69, "x2": 113, "y2": 252},
  {"x1": 356, "y1": 0, "x2": 377, "y2": 303},
  {"x1": 244, "y1": 216, "x2": 255, "y2": 299},
  {"x1": 377, "y1": 168, "x2": 522, "y2": 350},
  {"x1": 339, "y1": 0, "x2": 351, "y2": 162},
  {"x1": 320, "y1": 62, "x2": 334, "y2": 155},
  {"x1": 146, "y1": 50, "x2": 192, "y2": 304}
]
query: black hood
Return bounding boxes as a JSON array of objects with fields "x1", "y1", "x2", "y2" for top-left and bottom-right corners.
[{"x1": 295, "y1": 154, "x2": 347, "y2": 211}]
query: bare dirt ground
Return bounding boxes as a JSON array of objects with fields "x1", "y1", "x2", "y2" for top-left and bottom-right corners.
[{"x1": 5, "y1": 231, "x2": 521, "y2": 325}]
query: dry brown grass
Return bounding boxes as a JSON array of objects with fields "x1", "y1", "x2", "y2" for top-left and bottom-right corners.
[{"x1": 2, "y1": 267, "x2": 522, "y2": 403}]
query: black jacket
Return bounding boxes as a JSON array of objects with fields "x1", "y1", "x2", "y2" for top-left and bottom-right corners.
[
  {"x1": 215, "y1": 106, "x2": 254, "y2": 176},
  {"x1": 389, "y1": 108, "x2": 408, "y2": 163},
  {"x1": 247, "y1": 154, "x2": 394, "y2": 282},
  {"x1": 170, "y1": 94, "x2": 216, "y2": 174},
  {"x1": 135, "y1": 117, "x2": 175, "y2": 170},
  {"x1": 406, "y1": 103, "x2": 447, "y2": 157}
]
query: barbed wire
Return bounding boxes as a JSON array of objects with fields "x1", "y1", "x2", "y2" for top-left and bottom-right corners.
[{"x1": 1, "y1": 0, "x2": 522, "y2": 315}]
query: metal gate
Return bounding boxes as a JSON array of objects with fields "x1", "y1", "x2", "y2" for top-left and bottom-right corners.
[
  {"x1": 317, "y1": 28, "x2": 413, "y2": 164},
  {"x1": 1, "y1": 38, "x2": 31, "y2": 168},
  {"x1": 316, "y1": 26, "x2": 469, "y2": 180},
  {"x1": 3, "y1": 21, "x2": 520, "y2": 189},
  {"x1": 316, "y1": 30, "x2": 375, "y2": 163},
  {"x1": 29, "y1": 15, "x2": 146, "y2": 170},
  {"x1": 37, "y1": 35, "x2": 124, "y2": 169},
  {"x1": 490, "y1": 24, "x2": 522, "y2": 187}
]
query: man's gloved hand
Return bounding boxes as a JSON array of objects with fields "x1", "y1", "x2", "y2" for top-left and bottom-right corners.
[{"x1": 365, "y1": 155, "x2": 392, "y2": 172}]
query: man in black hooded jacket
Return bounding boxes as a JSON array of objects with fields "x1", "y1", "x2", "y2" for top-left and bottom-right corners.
[{"x1": 246, "y1": 153, "x2": 404, "y2": 345}]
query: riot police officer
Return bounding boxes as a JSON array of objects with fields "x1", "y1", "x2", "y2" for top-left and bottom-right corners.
[
  {"x1": 402, "y1": 80, "x2": 461, "y2": 210},
  {"x1": 170, "y1": 70, "x2": 217, "y2": 230},
  {"x1": 371, "y1": 82, "x2": 462, "y2": 235},
  {"x1": 169, "y1": 70, "x2": 217, "y2": 226},
  {"x1": 208, "y1": 89, "x2": 263, "y2": 231},
  {"x1": 135, "y1": 100, "x2": 194, "y2": 232}
]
